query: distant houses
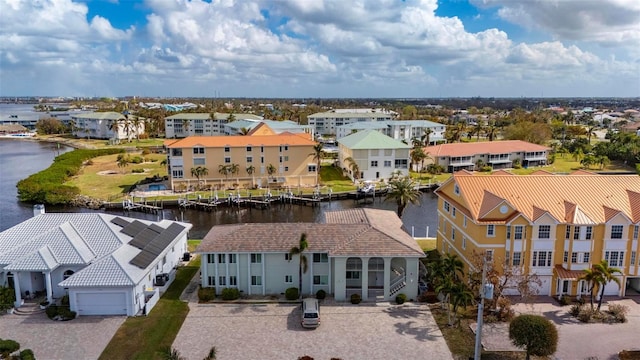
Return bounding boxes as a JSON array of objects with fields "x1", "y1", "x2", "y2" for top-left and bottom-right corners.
[
  {"x1": 164, "y1": 112, "x2": 263, "y2": 138},
  {"x1": 70, "y1": 112, "x2": 144, "y2": 141},
  {"x1": 308, "y1": 108, "x2": 398, "y2": 135},
  {"x1": 336, "y1": 119, "x2": 445, "y2": 145},
  {"x1": 337, "y1": 130, "x2": 411, "y2": 181}
]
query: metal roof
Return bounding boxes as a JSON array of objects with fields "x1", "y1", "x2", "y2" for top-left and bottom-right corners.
[{"x1": 337, "y1": 129, "x2": 410, "y2": 150}]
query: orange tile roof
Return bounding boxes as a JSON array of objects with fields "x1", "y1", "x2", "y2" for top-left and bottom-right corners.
[
  {"x1": 166, "y1": 133, "x2": 316, "y2": 148},
  {"x1": 492, "y1": 170, "x2": 514, "y2": 176},
  {"x1": 424, "y1": 140, "x2": 549, "y2": 157},
  {"x1": 530, "y1": 169, "x2": 553, "y2": 175},
  {"x1": 554, "y1": 265, "x2": 584, "y2": 280},
  {"x1": 569, "y1": 170, "x2": 596, "y2": 175},
  {"x1": 443, "y1": 173, "x2": 640, "y2": 224},
  {"x1": 247, "y1": 122, "x2": 277, "y2": 136}
]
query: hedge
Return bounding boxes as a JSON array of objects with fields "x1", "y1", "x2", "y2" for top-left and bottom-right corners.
[{"x1": 17, "y1": 148, "x2": 124, "y2": 204}]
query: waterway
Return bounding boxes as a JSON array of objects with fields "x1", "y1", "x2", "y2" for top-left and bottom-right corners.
[{"x1": 0, "y1": 128, "x2": 439, "y2": 239}]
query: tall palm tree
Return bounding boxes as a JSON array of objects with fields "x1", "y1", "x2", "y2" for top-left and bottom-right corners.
[
  {"x1": 117, "y1": 156, "x2": 129, "y2": 174},
  {"x1": 594, "y1": 260, "x2": 622, "y2": 311},
  {"x1": 310, "y1": 143, "x2": 324, "y2": 185},
  {"x1": 246, "y1": 165, "x2": 255, "y2": 186},
  {"x1": 410, "y1": 147, "x2": 427, "y2": 173},
  {"x1": 108, "y1": 119, "x2": 121, "y2": 140},
  {"x1": 385, "y1": 176, "x2": 421, "y2": 217},
  {"x1": 580, "y1": 268, "x2": 600, "y2": 311},
  {"x1": 421, "y1": 128, "x2": 433, "y2": 146},
  {"x1": 229, "y1": 163, "x2": 240, "y2": 184},
  {"x1": 449, "y1": 282, "x2": 474, "y2": 326},
  {"x1": 472, "y1": 121, "x2": 484, "y2": 141},
  {"x1": 441, "y1": 253, "x2": 464, "y2": 281},
  {"x1": 123, "y1": 114, "x2": 134, "y2": 142},
  {"x1": 266, "y1": 163, "x2": 277, "y2": 183},
  {"x1": 132, "y1": 116, "x2": 144, "y2": 142},
  {"x1": 218, "y1": 164, "x2": 230, "y2": 181},
  {"x1": 288, "y1": 233, "x2": 309, "y2": 299},
  {"x1": 344, "y1": 156, "x2": 359, "y2": 180},
  {"x1": 191, "y1": 166, "x2": 209, "y2": 188},
  {"x1": 485, "y1": 121, "x2": 498, "y2": 141}
]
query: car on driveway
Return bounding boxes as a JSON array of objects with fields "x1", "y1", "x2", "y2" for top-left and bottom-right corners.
[{"x1": 301, "y1": 298, "x2": 320, "y2": 328}]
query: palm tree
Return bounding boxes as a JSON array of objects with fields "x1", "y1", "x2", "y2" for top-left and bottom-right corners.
[
  {"x1": 288, "y1": 233, "x2": 309, "y2": 299},
  {"x1": 385, "y1": 176, "x2": 421, "y2": 217},
  {"x1": 410, "y1": 147, "x2": 427, "y2": 173},
  {"x1": 162, "y1": 347, "x2": 185, "y2": 360},
  {"x1": 421, "y1": 128, "x2": 433, "y2": 146},
  {"x1": 246, "y1": 165, "x2": 255, "y2": 186},
  {"x1": 266, "y1": 163, "x2": 277, "y2": 183},
  {"x1": 449, "y1": 282, "x2": 474, "y2": 326},
  {"x1": 182, "y1": 118, "x2": 191, "y2": 136},
  {"x1": 108, "y1": 119, "x2": 121, "y2": 140},
  {"x1": 594, "y1": 260, "x2": 622, "y2": 311},
  {"x1": 191, "y1": 166, "x2": 209, "y2": 189},
  {"x1": 485, "y1": 121, "x2": 498, "y2": 141},
  {"x1": 580, "y1": 268, "x2": 600, "y2": 311},
  {"x1": 132, "y1": 116, "x2": 144, "y2": 142},
  {"x1": 123, "y1": 115, "x2": 134, "y2": 142},
  {"x1": 239, "y1": 127, "x2": 250, "y2": 135},
  {"x1": 441, "y1": 253, "x2": 464, "y2": 281},
  {"x1": 310, "y1": 143, "x2": 324, "y2": 185},
  {"x1": 218, "y1": 164, "x2": 230, "y2": 181},
  {"x1": 472, "y1": 121, "x2": 484, "y2": 141},
  {"x1": 344, "y1": 157, "x2": 359, "y2": 180},
  {"x1": 117, "y1": 156, "x2": 129, "y2": 174}
]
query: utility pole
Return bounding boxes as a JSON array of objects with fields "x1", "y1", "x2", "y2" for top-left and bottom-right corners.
[{"x1": 474, "y1": 251, "x2": 493, "y2": 360}]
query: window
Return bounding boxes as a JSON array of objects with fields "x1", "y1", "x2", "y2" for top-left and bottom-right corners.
[
  {"x1": 251, "y1": 253, "x2": 262, "y2": 263},
  {"x1": 246, "y1": 146, "x2": 252, "y2": 152},
  {"x1": 229, "y1": 276, "x2": 237, "y2": 286},
  {"x1": 574, "y1": 226, "x2": 580, "y2": 240},
  {"x1": 487, "y1": 225, "x2": 495, "y2": 237},
  {"x1": 563, "y1": 251, "x2": 568, "y2": 263},
  {"x1": 63, "y1": 270, "x2": 74, "y2": 280},
  {"x1": 454, "y1": 184, "x2": 460, "y2": 195},
  {"x1": 224, "y1": 147, "x2": 230, "y2": 152},
  {"x1": 443, "y1": 201, "x2": 450, "y2": 212},
  {"x1": 172, "y1": 169, "x2": 184, "y2": 178},
  {"x1": 538, "y1": 225, "x2": 551, "y2": 239},
  {"x1": 284, "y1": 156, "x2": 289, "y2": 162},
  {"x1": 571, "y1": 252, "x2": 578, "y2": 263},
  {"x1": 514, "y1": 225, "x2": 523, "y2": 240},
  {"x1": 346, "y1": 271, "x2": 360, "y2": 279},
  {"x1": 463, "y1": 216, "x2": 467, "y2": 228},
  {"x1": 371, "y1": 160, "x2": 378, "y2": 167},
  {"x1": 313, "y1": 275, "x2": 329, "y2": 285},
  {"x1": 384, "y1": 160, "x2": 391, "y2": 167},
  {"x1": 217, "y1": 254, "x2": 226, "y2": 263},
  {"x1": 462, "y1": 237, "x2": 466, "y2": 250},
  {"x1": 313, "y1": 253, "x2": 328, "y2": 263},
  {"x1": 218, "y1": 277, "x2": 227, "y2": 286},
  {"x1": 452, "y1": 228, "x2": 456, "y2": 241},
  {"x1": 284, "y1": 145, "x2": 289, "y2": 151},
  {"x1": 512, "y1": 252, "x2": 521, "y2": 266},
  {"x1": 208, "y1": 276, "x2": 215, "y2": 286},
  {"x1": 308, "y1": 165, "x2": 317, "y2": 173},
  {"x1": 279, "y1": 156, "x2": 283, "y2": 163},
  {"x1": 583, "y1": 252, "x2": 590, "y2": 263},
  {"x1": 207, "y1": 254, "x2": 215, "y2": 263},
  {"x1": 532, "y1": 251, "x2": 552, "y2": 267},
  {"x1": 284, "y1": 166, "x2": 289, "y2": 172},
  {"x1": 260, "y1": 146, "x2": 264, "y2": 153},
  {"x1": 605, "y1": 251, "x2": 624, "y2": 267},
  {"x1": 285, "y1": 253, "x2": 291, "y2": 261},
  {"x1": 224, "y1": 157, "x2": 231, "y2": 164},
  {"x1": 631, "y1": 251, "x2": 637, "y2": 266},
  {"x1": 394, "y1": 159, "x2": 408, "y2": 169},
  {"x1": 251, "y1": 276, "x2": 262, "y2": 286},
  {"x1": 485, "y1": 250, "x2": 493, "y2": 261},
  {"x1": 452, "y1": 208, "x2": 457, "y2": 218},
  {"x1": 285, "y1": 275, "x2": 293, "y2": 283},
  {"x1": 565, "y1": 226, "x2": 571, "y2": 240},
  {"x1": 246, "y1": 156, "x2": 253, "y2": 163},
  {"x1": 171, "y1": 149, "x2": 183, "y2": 156},
  {"x1": 611, "y1": 225, "x2": 623, "y2": 239},
  {"x1": 506, "y1": 225, "x2": 511, "y2": 240},
  {"x1": 634, "y1": 226, "x2": 639, "y2": 240},
  {"x1": 585, "y1": 226, "x2": 593, "y2": 240},
  {"x1": 228, "y1": 254, "x2": 237, "y2": 263},
  {"x1": 193, "y1": 147, "x2": 204, "y2": 154}
]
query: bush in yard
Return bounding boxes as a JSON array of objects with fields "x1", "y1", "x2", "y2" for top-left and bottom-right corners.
[
  {"x1": 198, "y1": 287, "x2": 216, "y2": 302},
  {"x1": 396, "y1": 293, "x2": 407, "y2": 304},
  {"x1": 509, "y1": 314, "x2": 558, "y2": 360},
  {"x1": 221, "y1": 287, "x2": 240, "y2": 301},
  {"x1": 0, "y1": 339, "x2": 20, "y2": 357},
  {"x1": 607, "y1": 304, "x2": 629, "y2": 323},
  {"x1": 20, "y1": 349, "x2": 35, "y2": 360},
  {"x1": 131, "y1": 168, "x2": 145, "y2": 173},
  {"x1": 0, "y1": 286, "x2": 16, "y2": 312},
  {"x1": 569, "y1": 304, "x2": 582, "y2": 317},
  {"x1": 130, "y1": 156, "x2": 143, "y2": 164},
  {"x1": 350, "y1": 293, "x2": 362, "y2": 304},
  {"x1": 316, "y1": 289, "x2": 326, "y2": 300},
  {"x1": 285, "y1": 287, "x2": 299, "y2": 300},
  {"x1": 577, "y1": 306, "x2": 597, "y2": 323}
]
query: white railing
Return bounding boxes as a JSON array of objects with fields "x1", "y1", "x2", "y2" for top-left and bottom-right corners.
[{"x1": 389, "y1": 268, "x2": 406, "y2": 296}]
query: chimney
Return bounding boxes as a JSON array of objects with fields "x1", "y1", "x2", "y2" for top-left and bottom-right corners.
[{"x1": 33, "y1": 204, "x2": 45, "y2": 217}]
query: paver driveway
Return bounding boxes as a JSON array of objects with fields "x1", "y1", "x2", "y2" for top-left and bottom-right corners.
[
  {"x1": 174, "y1": 301, "x2": 452, "y2": 360},
  {"x1": 0, "y1": 312, "x2": 125, "y2": 360}
]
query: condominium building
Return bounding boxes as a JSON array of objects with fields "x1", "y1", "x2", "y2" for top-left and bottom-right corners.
[
  {"x1": 164, "y1": 112, "x2": 263, "y2": 138},
  {"x1": 337, "y1": 130, "x2": 411, "y2": 181},
  {"x1": 165, "y1": 128, "x2": 318, "y2": 190},
  {"x1": 308, "y1": 108, "x2": 397, "y2": 135},
  {"x1": 224, "y1": 119, "x2": 314, "y2": 138},
  {"x1": 424, "y1": 140, "x2": 549, "y2": 172},
  {"x1": 70, "y1": 112, "x2": 144, "y2": 140},
  {"x1": 435, "y1": 171, "x2": 640, "y2": 298},
  {"x1": 336, "y1": 120, "x2": 445, "y2": 145}
]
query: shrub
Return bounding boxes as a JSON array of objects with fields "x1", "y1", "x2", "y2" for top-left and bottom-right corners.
[
  {"x1": 131, "y1": 168, "x2": 145, "y2": 173},
  {"x1": 558, "y1": 295, "x2": 569, "y2": 306},
  {"x1": 198, "y1": 287, "x2": 216, "y2": 302},
  {"x1": 350, "y1": 293, "x2": 362, "y2": 304},
  {"x1": 141, "y1": 148, "x2": 151, "y2": 156},
  {"x1": 509, "y1": 314, "x2": 558, "y2": 358},
  {"x1": 285, "y1": 287, "x2": 299, "y2": 300},
  {"x1": 61, "y1": 295, "x2": 70, "y2": 307},
  {"x1": 298, "y1": 356, "x2": 314, "y2": 360},
  {"x1": 221, "y1": 288, "x2": 240, "y2": 301},
  {"x1": 45, "y1": 305, "x2": 59, "y2": 319},
  {"x1": 130, "y1": 156, "x2": 143, "y2": 164},
  {"x1": 0, "y1": 339, "x2": 20, "y2": 356},
  {"x1": 316, "y1": 289, "x2": 326, "y2": 300},
  {"x1": 396, "y1": 293, "x2": 407, "y2": 304},
  {"x1": 607, "y1": 304, "x2": 629, "y2": 323},
  {"x1": 0, "y1": 287, "x2": 16, "y2": 312},
  {"x1": 577, "y1": 307, "x2": 596, "y2": 323},
  {"x1": 569, "y1": 304, "x2": 582, "y2": 317},
  {"x1": 20, "y1": 349, "x2": 35, "y2": 360},
  {"x1": 57, "y1": 307, "x2": 76, "y2": 320}
]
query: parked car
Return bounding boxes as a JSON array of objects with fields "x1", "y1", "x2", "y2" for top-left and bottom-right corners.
[{"x1": 301, "y1": 298, "x2": 320, "y2": 329}]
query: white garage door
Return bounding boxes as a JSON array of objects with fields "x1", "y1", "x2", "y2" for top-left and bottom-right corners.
[
  {"x1": 536, "y1": 276, "x2": 552, "y2": 296},
  {"x1": 76, "y1": 292, "x2": 127, "y2": 315}
]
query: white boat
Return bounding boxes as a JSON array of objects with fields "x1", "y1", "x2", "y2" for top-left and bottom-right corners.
[{"x1": 0, "y1": 132, "x2": 36, "y2": 138}]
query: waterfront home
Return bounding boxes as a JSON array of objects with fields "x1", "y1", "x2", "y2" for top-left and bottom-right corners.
[
  {"x1": 424, "y1": 140, "x2": 550, "y2": 172},
  {"x1": 0, "y1": 206, "x2": 191, "y2": 316},
  {"x1": 165, "y1": 127, "x2": 318, "y2": 190},
  {"x1": 336, "y1": 120, "x2": 446, "y2": 145},
  {"x1": 164, "y1": 112, "x2": 263, "y2": 138},
  {"x1": 435, "y1": 171, "x2": 640, "y2": 298},
  {"x1": 70, "y1": 112, "x2": 144, "y2": 141},
  {"x1": 197, "y1": 208, "x2": 425, "y2": 301},
  {"x1": 337, "y1": 129, "x2": 411, "y2": 181},
  {"x1": 308, "y1": 108, "x2": 398, "y2": 135},
  {"x1": 224, "y1": 119, "x2": 314, "y2": 138}
]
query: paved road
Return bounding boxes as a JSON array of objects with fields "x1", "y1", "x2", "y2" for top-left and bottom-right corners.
[{"x1": 174, "y1": 300, "x2": 453, "y2": 360}]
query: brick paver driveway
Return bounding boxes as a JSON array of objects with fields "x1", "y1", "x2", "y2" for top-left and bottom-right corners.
[
  {"x1": 0, "y1": 312, "x2": 125, "y2": 360},
  {"x1": 174, "y1": 300, "x2": 452, "y2": 360}
]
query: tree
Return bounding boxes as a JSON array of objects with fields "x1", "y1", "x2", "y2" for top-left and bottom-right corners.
[
  {"x1": 593, "y1": 260, "x2": 622, "y2": 311},
  {"x1": 579, "y1": 267, "x2": 600, "y2": 311},
  {"x1": 449, "y1": 282, "x2": 474, "y2": 326},
  {"x1": 310, "y1": 143, "x2": 324, "y2": 185},
  {"x1": 229, "y1": 163, "x2": 240, "y2": 182},
  {"x1": 117, "y1": 156, "x2": 129, "y2": 174},
  {"x1": 239, "y1": 127, "x2": 250, "y2": 135},
  {"x1": 202, "y1": 346, "x2": 217, "y2": 360},
  {"x1": 217, "y1": 164, "x2": 230, "y2": 181},
  {"x1": 385, "y1": 176, "x2": 421, "y2": 217},
  {"x1": 191, "y1": 166, "x2": 209, "y2": 187},
  {"x1": 36, "y1": 117, "x2": 65, "y2": 134},
  {"x1": 509, "y1": 314, "x2": 558, "y2": 360},
  {"x1": 132, "y1": 116, "x2": 144, "y2": 142},
  {"x1": 503, "y1": 122, "x2": 552, "y2": 144},
  {"x1": 410, "y1": 147, "x2": 427, "y2": 173},
  {"x1": 246, "y1": 165, "x2": 255, "y2": 186},
  {"x1": 421, "y1": 128, "x2": 434, "y2": 146},
  {"x1": 266, "y1": 163, "x2": 277, "y2": 182},
  {"x1": 485, "y1": 122, "x2": 498, "y2": 141},
  {"x1": 162, "y1": 347, "x2": 186, "y2": 360},
  {"x1": 344, "y1": 157, "x2": 359, "y2": 180},
  {"x1": 288, "y1": 233, "x2": 309, "y2": 299}
]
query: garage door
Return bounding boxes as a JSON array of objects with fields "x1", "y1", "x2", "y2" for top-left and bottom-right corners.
[{"x1": 76, "y1": 292, "x2": 127, "y2": 315}]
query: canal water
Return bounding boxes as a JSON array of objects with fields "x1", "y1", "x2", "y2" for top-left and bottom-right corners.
[{"x1": 0, "y1": 139, "x2": 439, "y2": 239}]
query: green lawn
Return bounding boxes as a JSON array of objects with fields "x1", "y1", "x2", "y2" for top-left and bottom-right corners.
[
  {"x1": 319, "y1": 165, "x2": 357, "y2": 192},
  {"x1": 99, "y1": 260, "x2": 199, "y2": 360}
]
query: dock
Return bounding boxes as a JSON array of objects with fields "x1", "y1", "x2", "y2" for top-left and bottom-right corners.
[{"x1": 123, "y1": 198, "x2": 162, "y2": 214}]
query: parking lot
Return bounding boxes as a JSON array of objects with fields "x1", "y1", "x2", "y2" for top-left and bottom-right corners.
[{"x1": 173, "y1": 300, "x2": 452, "y2": 360}]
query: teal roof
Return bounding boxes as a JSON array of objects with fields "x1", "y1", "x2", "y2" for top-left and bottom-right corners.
[
  {"x1": 226, "y1": 119, "x2": 257, "y2": 129},
  {"x1": 226, "y1": 119, "x2": 309, "y2": 131},
  {"x1": 338, "y1": 130, "x2": 410, "y2": 150}
]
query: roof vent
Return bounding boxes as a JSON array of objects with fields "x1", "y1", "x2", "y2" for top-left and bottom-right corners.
[{"x1": 33, "y1": 204, "x2": 45, "y2": 217}]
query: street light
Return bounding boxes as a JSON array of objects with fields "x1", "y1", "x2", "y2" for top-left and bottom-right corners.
[{"x1": 474, "y1": 251, "x2": 494, "y2": 360}]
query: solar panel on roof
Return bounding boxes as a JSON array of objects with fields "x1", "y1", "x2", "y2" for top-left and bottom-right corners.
[
  {"x1": 148, "y1": 224, "x2": 165, "y2": 233},
  {"x1": 128, "y1": 222, "x2": 187, "y2": 269},
  {"x1": 130, "y1": 250, "x2": 157, "y2": 269},
  {"x1": 121, "y1": 220, "x2": 147, "y2": 237},
  {"x1": 111, "y1": 217, "x2": 130, "y2": 228},
  {"x1": 129, "y1": 227, "x2": 160, "y2": 250}
]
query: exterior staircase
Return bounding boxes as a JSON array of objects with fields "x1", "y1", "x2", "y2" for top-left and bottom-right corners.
[
  {"x1": 13, "y1": 302, "x2": 45, "y2": 316},
  {"x1": 389, "y1": 268, "x2": 407, "y2": 297}
]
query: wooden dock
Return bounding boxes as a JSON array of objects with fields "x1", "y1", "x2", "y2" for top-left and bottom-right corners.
[{"x1": 123, "y1": 199, "x2": 162, "y2": 214}]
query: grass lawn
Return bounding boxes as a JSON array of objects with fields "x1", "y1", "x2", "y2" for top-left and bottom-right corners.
[
  {"x1": 415, "y1": 238, "x2": 436, "y2": 251},
  {"x1": 65, "y1": 152, "x2": 167, "y2": 200},
  {"x1": 319, "y1": 165, "x2": 357, "y2": 192},
  {"x1": 99, "y1": 259, "x2": 200, "y2": 360}
]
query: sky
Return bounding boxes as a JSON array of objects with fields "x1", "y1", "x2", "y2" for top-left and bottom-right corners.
[{"x1": 0, "y1": 0, "x2": 639, "y2": 98}]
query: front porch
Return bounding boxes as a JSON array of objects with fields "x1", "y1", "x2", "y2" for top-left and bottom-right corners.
[{"x1": 337, "y1": 256, "x2": 419, "y2": 302}]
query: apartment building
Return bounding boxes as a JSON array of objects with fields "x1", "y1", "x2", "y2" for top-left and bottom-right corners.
[
  {"x1": 336, "y1": 120, "x2": 446, "y2": 145},
  {"x1": 308, "y1": 108, "x2": 397, "y2": 135},
  {"x1": 164, "y1": 112, "x2": 263, "y2": 138},
  {"x1": 165, "y1": 129, "x2": 318, "y2": 190},
  {"x1": 337, "y1": 130, "x2": 411, "y2": 181},
  {"x1": 70, "y1": 112, "x2": 144, "y2": 140},
  {"x1": 435, "y1": 171, "x2": 640, "y2": 298},
  {"x1": 424, "y1": 140, "x2": 549, "y2": 172}
]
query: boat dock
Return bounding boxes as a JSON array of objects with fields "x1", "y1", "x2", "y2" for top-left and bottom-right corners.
[{"x1": 123, "y1": 198, "x2": 163, "y2": 214}]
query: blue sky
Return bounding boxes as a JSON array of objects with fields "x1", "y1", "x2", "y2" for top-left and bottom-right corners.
[{"x1": 0, "y1": 0, "x2": 638, "y2": 98}]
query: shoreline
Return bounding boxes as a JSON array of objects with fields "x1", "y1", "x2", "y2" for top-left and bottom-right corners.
[{"x1": 0, "y1": 135, "x2": 95, "y2": 150}]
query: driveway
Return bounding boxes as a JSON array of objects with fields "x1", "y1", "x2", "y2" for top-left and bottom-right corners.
[
  {"x1": 173, "y1": 300, "x2": 452, "y2": 360},
  {"x1": 0, "y1": 312, "x2": 125, "y2": 360}
]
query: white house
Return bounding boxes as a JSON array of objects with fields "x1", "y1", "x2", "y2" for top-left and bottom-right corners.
[
  {"x1": 308, "y1": 108, "x2": 397, "y2": 135},
  {"x1": 196, "y1": 208, "x2": 425, "y2": 302},
  {"x1": 70, "y1": 112, "x2": 145, "y2": 141},
  {"x1": 337, "y1": 129, "x2": 411, "y2": 181},
  {"x1": 336, "y1": 120, "x2": 446, "y2": 145},
  {"x1": 0, "y1": 207, "x2": 191, "y2": 316},
  {"x1": 164, "y1": 112, "x2": 263, "y2": 138}
]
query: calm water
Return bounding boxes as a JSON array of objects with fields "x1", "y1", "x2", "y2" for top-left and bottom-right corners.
[{"x1": 0, "y1": 138, "x2": 439, "y2": 238}]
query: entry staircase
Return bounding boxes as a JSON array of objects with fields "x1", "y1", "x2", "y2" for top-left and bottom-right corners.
[{"x1": 389, "y1": 267, "x2": 406, "y2": 296}]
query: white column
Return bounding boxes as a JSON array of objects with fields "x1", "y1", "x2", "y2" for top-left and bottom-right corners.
[
  {"x1": 13, "y1": 272, "x2": 22, "y2": 308},
  {"x1": 247, "y1": 254, "x2": 252, "y2": 295},
  {"x1": 225, "y1": 258, "x2": 229, "y2": 288},
  {"x1": 383, "y1": 258, "x2": 391, "y2": 300},
  {"x1": 45, "y1": 272, "x2": 53, "y2": 303},
  {"x1": 361, "y1": 257, "x2": 369, "y2": 301},
  {"x1": 309, "y1": 255, "x2": 314, "y2": 296},
  {"x1": 261, "y1": 252, "x2": 265, "y2": 295},
  {"x1": 214, "y1": 254, "x2": 219, "y2": 294}
]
